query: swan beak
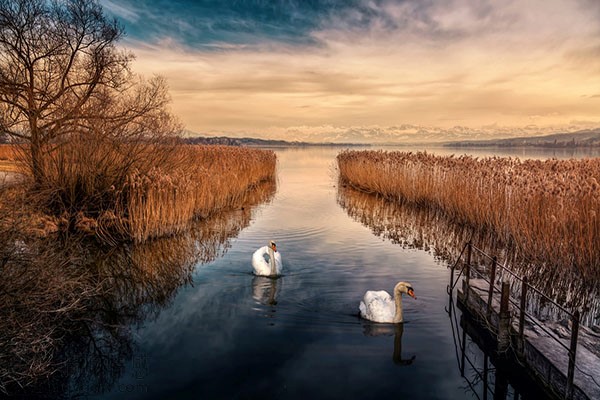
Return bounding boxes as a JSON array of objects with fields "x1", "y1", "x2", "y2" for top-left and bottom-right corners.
[{"x1": 408, "y1": 289, "x2": 416, "y2": 299}]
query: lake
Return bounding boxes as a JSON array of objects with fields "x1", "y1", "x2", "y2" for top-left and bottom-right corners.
[{"x1": 15, "y1": 146, "x2": 600, "y2": 399}]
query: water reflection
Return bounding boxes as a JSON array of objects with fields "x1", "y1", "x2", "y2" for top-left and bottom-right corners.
[
  {"x1": 337, "y1": 184, "x2": 500, "y2": 271},
  {"x1": 252, "y1": 276, "x2": 280, "y2": 306},
  {"x1": 0, "y1": 179, "x2": 276, "y2": 398},
  {"x1": 447, "y1": 295, "x2": 548, "y2": 400},
  {"x1": 337, "y1": 184, "x2": 600, "y2": 327},
  {"x1": 362, "y1": 323, "x2": 416, "y2": 366}
]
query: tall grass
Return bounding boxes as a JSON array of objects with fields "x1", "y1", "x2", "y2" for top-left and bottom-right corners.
[
  {"x1": 31, "y1": 136, "x2": 276, "y2": 243},
  {"x1": 124, "y1": 145, "x2": 276, "y2": 242},
  {"x1": 0, "y1": 144, "x2": 22, "y2": 173},
  {"x1": 337, "y1": 184, "x2": 599, "y2": 325},
  {"x1": 337, "y1": 150, "x2": 600, "y2": 282},
  {"x1": 0, "y1": 144, "x2": 18, "y2": 160}
]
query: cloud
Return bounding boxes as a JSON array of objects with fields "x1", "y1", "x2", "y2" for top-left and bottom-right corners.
[
  {"x1": 100, "y1": 0, "x2": 140, "y2": 23},
  {"x1": 108, "y1": 0, "x2": 600, "y2": 138}
]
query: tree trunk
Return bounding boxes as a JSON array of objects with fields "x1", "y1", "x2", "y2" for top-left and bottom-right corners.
[{"x1": 30, "y1": 125, "x2": 43, "y2": 188}]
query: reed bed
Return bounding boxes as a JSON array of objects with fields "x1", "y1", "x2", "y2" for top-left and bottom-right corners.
[
  {"x1": 124, "y1": 145, "x2": 277, "y2": 242},
  {"x1": 0, "y1": 144, "x2": 23, "y2": 172},
  {"x1": 337, "y1": 184, "x2": 599, "y2": 325},
  {"x1": 0, "y1": 144, "x2": 18, "y2": 161},
  {"x1": 337, "y1": 150, "x2": 600, "y2": 282},
  {"x1": 33, "y1": 137, "x2": 276, "y2": 243}
]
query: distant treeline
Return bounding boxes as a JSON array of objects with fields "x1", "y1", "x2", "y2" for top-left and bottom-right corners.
[{"x1": 183, "y1": 136, "x2": 367, "y2": 147}]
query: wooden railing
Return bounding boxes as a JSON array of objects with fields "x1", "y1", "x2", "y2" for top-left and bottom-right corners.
[{"x1": 448, "y1": 241, "x2": 581, "y2": 400}]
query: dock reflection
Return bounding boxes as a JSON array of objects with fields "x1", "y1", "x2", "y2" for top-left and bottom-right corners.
[{"x1": 447, "y1": 293, "x2": 551, "y2": 400}]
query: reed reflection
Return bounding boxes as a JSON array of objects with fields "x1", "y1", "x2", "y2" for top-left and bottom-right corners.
[
  {"x1": 362, "y1": 323, "x2": 416, "y2": 366},
  {"x1": 0, "y1": 179, "x2": 276, "y2": 398},
  {"x1": 337, "y1": 184, "x2": 599, "y2": 327}
]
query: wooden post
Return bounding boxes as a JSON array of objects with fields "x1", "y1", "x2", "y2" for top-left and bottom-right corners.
[
  {"x1": 483, "y1": 353, "x2": 489, "y2": 400},
  {"x1": 460, "y1": 328, "x2": 467, "y2": 376},
  {"x1": 449, "y1": 261, "x2": 455, "y2": 293},
  {"x1": 566, "y1": 310, "x2": 580, "y2": 400},
  {"x1": 518, "y1": 276, "x2": 528, "y2": 354},
  {"x1": 498, "y1": 281, "x2": 511, "y2": 353},
  {"x1": 486, "y1": 256, "x2": 497, "y2": 318},
  {"x1": 448, "y1": 257, "x2": 455, "y2": 312},
  {"x1": 465, "y1": 241, "x2": 472, "y2": 301},
  {"x1": 494, "y1": 369, "x2": 508, "y2": 400}
]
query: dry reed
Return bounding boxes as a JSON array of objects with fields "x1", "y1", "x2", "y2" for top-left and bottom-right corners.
[
  {"x1": 124, "y1": 145, "x2": 277, "y2": 242},
  {"x1": 31, "y1": 137, "x2": 276, "y2": 243},
  {"x1": 337, "y1": 184, "x2": 599, "y2": 325},
  {"x1": 337, "y1": 150, "x2": 600, "y2": 282},
  {"x1": 0, "y1": 144, "x2": 23, "y2": 173},
  {"x1": 0, "y1": 144, "x2": 18, "y2": 160},
  {"x1": 0, "y1": 178, "x2": 275, "y2": 395}
]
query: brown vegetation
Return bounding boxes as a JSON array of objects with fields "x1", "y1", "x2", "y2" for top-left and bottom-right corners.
[
  {"x1": 337, "y1": 184, "x2": 599, "y2": 326},
  {"x1": 29, "y1": 137, "x2": 276, "y2": 243},
  {"x1": 0, "y1": 144, "x2": 20, "y2": 172},
  {"x1": 337, "y1": 150, "x2": 600, "y2": 282},
  {"x1": 124, "y1": 144, "x2": 277, "y2": 242},
  {"x1": 0, "y1": 144, "x2": 17, "y2": 161},
  {"x1": 0, "y1": 178, "x2": 276, "y2": 395}
]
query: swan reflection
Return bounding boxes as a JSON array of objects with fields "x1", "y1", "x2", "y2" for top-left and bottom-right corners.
[
  {"x1": 251, "y1": 276, "x2": 281, "y2": 306},
  {"x1": 362, "y1": 323, "x2": 416, "y2": 366}
]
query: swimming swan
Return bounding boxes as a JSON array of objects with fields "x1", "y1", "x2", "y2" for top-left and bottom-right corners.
[
  {"x1": 359, "y1": 281, "x2": 416, "y2": 323},
  {"x1": 252, "y1": 240, "x2": 282, "y2": 277}
]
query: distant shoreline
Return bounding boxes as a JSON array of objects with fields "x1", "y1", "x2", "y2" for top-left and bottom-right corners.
[
  {"x1": 182, "y1": 136, "x2": 367, "y2": 147},
  {"x1": 183, "y1": 127, "x2": 600, "y2": 149},
  {"x1": 444, "y1": 142, "x2": 600, "y2": 149}
]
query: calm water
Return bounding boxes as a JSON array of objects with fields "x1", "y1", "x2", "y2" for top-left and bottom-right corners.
[{"x1": 16, "y1": 146, "x2": 600, "y2": 399}]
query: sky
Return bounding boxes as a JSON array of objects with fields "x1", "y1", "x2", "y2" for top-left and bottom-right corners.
[{"x1": 100, "y1": 0, "x2": 600, "y2": 143}]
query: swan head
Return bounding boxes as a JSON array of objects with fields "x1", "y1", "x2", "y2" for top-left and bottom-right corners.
[
  {"x1": 269, "y1": 240, "x2": 277, "y2": 252},
  {"x1": 395, "y1": 281, "x2": 417, "y2": 299}
]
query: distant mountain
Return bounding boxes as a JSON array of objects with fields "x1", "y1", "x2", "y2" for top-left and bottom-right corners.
[
  {"x1": 183, "y1": 124, "x2": 600, "y2": 145},
  {"x1": 445, "y1": 128, "x2": 600, "y2": 148},
  {"x1": 182, "y1": 135, "x2": 365, "y2": 147}
]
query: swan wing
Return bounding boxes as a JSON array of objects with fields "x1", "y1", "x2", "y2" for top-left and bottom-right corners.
[
  {"x1": 359, "y1": 290, "x2": 395, "y2": 323},
  {"x1": 274, "y1": 251, "x2": 283, "y2": 274},
  {"x1": 251, "y1": 246, "x2": 270, "y2": 276}
]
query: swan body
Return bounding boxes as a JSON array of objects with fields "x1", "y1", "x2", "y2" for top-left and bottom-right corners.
[
  {"x1": 359, "y1": 281, "x2": 416, "y2": 323},
  {"x1": 252, "y1": 240, "x2": 282, "y2": 277}
]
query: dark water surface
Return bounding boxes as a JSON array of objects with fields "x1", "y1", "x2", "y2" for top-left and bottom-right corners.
[{"x1": 47, "y1": 146, "x2": 599, "y2": 399}]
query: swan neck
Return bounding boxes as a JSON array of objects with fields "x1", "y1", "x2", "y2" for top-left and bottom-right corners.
[
  {"x1": 393, "y1": 289, "x2": 404, "y2": 323},
  {"x1": 268, "y1": 246, "x2": 276, "y2": 276}
]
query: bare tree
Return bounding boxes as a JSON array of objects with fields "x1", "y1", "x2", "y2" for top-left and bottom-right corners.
[{"x1": 0, "y1": 0, "x2": 174, "y2": 186}]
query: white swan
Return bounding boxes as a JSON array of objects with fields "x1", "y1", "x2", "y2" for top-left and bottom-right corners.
[
  {"x1": 359, "y1": 281, "x2": 416, "y2": 323},
  {"x1": 252, "y1": 240, "x2": 282, "y2": 277}
]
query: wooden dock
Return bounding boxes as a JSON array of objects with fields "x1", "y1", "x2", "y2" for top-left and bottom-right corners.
[{"x1": 450, "y1": 243, "x2": 600, "y2": 400}]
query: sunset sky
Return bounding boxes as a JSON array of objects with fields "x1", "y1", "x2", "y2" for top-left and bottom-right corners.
[{"x1": 100, "y1": 0, "x2": 600, "y2": 142}]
